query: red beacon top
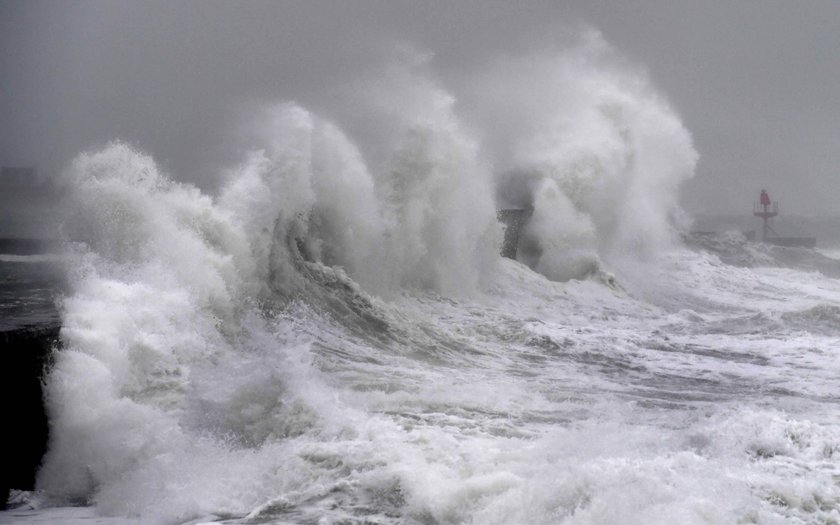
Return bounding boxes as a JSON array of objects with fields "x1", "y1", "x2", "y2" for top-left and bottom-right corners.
[{"x1": 760, "y1": 190, "x2": 771, "y2": 206}]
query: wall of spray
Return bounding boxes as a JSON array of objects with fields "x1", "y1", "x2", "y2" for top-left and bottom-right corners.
[
  {"x1": 34, "y1": 33, "x2": 699, "y2": 519},
  {"x1": 461, "y1": 31, "x2": 698, "y2": 280}
]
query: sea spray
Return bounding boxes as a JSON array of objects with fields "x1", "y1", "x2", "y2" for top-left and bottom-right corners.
[
  {"x1": 38, "y1": 143, "x2": 251, "y2": 508},
  {"x1": 361, "y1": 55, "x2": 502, "y2": 295},
  {"x1": 464, "y1": 31, "x2": 697, "y2": 279},
  {"x1": 219, "y1": 103, "x2": 386, "y2": 296},
  {"x1": 517, "y1": 178, "x2": 600, "y2": 282},
  {"x1": 36, "y1": 87, "x2": 504, "y2": 518},
  {"x1": 38, "y1": 142, "x2": 384, "y2": 521},
  {"x1": 27, "y1": 37, "x2": 752, "y2": 525}
]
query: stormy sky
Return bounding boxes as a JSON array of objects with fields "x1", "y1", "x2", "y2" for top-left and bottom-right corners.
[{"x1": 2, "y1": 0, "x2": 839, "y2": 215}]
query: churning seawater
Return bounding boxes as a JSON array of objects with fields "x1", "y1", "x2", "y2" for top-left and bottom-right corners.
[{"x1": 2, "y1": 37, "x2": 839, "y2": 525}]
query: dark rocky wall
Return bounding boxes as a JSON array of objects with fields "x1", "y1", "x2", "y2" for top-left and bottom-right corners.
[{"x1": 0, "y1": 324, "x2": 59, "y2": 509}]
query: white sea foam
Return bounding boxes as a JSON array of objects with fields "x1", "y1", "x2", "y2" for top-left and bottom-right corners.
[
  {"x1": 7, "y1": 35, "x2": 839, "y2": 525},
  {"x1": 363, "y1": 56, "x2": 502, "y2": 294},
  {"x1": 463, "y1": 31, "x2": 697, "y2": 279}
]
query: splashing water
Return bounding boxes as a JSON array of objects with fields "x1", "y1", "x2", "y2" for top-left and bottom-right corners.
[
  {"x1": 23, "y1": 36, "x2": 840, "y2": 525},
  {"x1": 467, "y1": 32, "x2": 697, "y2": 278}
]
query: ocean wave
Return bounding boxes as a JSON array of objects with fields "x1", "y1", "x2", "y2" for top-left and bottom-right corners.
[{"x1": 23, "y1": 37, "x2": 840, "y2": 525}]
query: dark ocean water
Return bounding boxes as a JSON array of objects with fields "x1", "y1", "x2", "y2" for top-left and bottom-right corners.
[{"x1": 0, "y1": 255, "x2": 64, "y2": 332}]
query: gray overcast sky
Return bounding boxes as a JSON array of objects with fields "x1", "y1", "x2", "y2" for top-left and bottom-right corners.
[{"x1": 2, "y1": 0, "x2": 839, "y2": 215}]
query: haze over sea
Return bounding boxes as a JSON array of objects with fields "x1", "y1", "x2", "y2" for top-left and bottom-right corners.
[{"x1": 2, "y1": 29, "x2": 840, "y2": 525}]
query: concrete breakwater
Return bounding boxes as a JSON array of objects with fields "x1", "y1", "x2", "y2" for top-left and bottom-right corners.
[
  {"x1": 0, "y1": 323, "x2": 59, "y2": 509},
  {"x1": 497, "y1": 208, "x2": 532, "y2": 260}
]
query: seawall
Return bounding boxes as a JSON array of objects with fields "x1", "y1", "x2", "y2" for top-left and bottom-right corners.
[{"x1": 0, "y1": 324, "x2": 59, "y2": 508}]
